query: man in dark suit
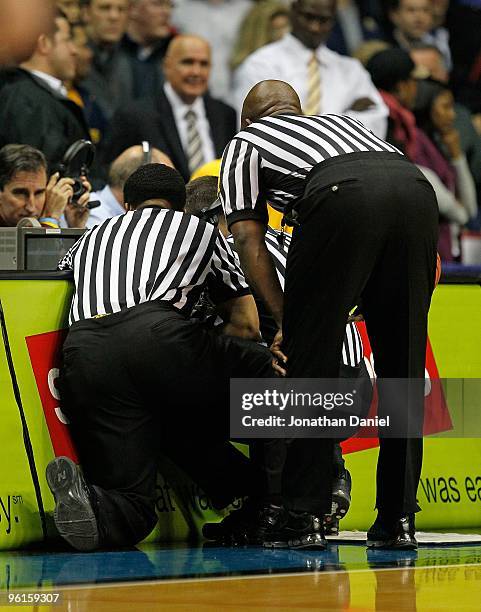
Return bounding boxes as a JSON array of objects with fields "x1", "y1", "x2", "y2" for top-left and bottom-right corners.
[
  {"x1": 105, "y1": 35, "x2": 237, "y2": 181},
  {"x1": 0, "y1": 11, "x2": 90, "y2": 171}
]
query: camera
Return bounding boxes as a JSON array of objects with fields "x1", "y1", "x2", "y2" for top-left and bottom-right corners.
[{"x1": 57, "y1": 140, "x2": 99, "y2": 209}]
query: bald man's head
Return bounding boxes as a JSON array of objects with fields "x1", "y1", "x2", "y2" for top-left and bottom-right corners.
[
  {"x1": 108, "y1": 145, "x2": 174, "y2": 203},
  {"x1": 163, "y1": 35, "x2": 211, "y2": 104},
  {"x1": 241, "y1": 80, "x2": 303, "y2": 129}
]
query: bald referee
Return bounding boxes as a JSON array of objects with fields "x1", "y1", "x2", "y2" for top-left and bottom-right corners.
[
  {"x1": 219, "y1": 80, "x2": 439, "y2": 549},
  {"x1": 45, "y1": 164, "x2": 274, "y2": 551}
]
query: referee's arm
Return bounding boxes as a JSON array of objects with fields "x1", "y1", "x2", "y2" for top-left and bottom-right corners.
[
  {"x1": 230, "y1": 220, "x2": 284, "y2": 330},
  {"x1": 209, "y1": 229, "x2": 262, "y2": 341},
  {"x1": 219, "y1": 139, "x2": 284, "y2": 330}
]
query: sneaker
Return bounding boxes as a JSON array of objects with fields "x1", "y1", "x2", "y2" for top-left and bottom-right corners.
[
  {"x1": 46, "y1": 456, "x2": 99, "y2": 552},
  {"x1": 283, "y1": 511, "x2": 328, "y2": 550},
  {"x1": 324, "y1": 468, "x2": 351, "y2": 535},
  {"x1": 367, "y1": 514, "x2": 417, "y2": 550},
  {"x1": 323, "y1": 515, "x2": 339, "y2": 536},
  {"x1": 331, "y1": 468, "x2": 352, "y2": 520}
]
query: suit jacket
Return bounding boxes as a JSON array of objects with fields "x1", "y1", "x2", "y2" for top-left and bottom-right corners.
[
  {"x1": 105, "y1": 88, "x2": 237, "y2": 181},
  {"x1": 120, "y1": 32, "x2": 175, "y2": 99},
  {"x1": 81, "y1": 41, "x2": 134, "y2": 121},
  {"x1": 0, "y1": 69, "x2": 90, "y2": 170}
]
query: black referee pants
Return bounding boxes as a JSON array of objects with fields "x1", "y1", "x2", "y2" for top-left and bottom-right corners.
[
  {"x1": 283, "y1": 152, "x2": 439, "y2": 518},
  {"x1": 60, "y1": 300, "x2": 273, "y2": 547}
]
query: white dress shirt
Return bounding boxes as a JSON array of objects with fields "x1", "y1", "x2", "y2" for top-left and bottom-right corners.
[
  {"x1": 163, "y1": 82, "x2": 216, "y2": 165},
  {"x1": 233, "y1": 33, "x2": 388, "y2": 138},
  {"x1": 86, "y1": 185, "x2": 124, "y2": 228},
  {"x1": 30, "y1": 70, "x2": 68, "y2": 98}
]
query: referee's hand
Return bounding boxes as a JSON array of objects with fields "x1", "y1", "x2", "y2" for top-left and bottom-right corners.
[{"x1": 270, "y1": 329, "x2": 287, "y2": 377}]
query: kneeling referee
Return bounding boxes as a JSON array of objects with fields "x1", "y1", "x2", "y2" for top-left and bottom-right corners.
[{"x1": 46, "y1": 164, "x2": 273, "y2": 551}]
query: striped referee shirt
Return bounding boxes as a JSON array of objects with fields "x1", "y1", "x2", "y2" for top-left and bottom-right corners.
[
  {"x1": 58, "y1": 207, "x2": 250, "y2": 325},
  {"x1": 219, "y1": 113, "x2": 401, "y2": 226},
  {"x1": 227, "y1": 227, "x2": 363, "y2": 367}
]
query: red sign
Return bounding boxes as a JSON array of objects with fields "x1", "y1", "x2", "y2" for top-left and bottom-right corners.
[
  {"x1": 24, "y1": 324, "x2": 451, "y2": 462},
  {"x1": 341, "y1": 322, "x2": 452, "y2": 455},
  {"x1": 26, "y1": 330, "x2": 78, "y2": 461}
]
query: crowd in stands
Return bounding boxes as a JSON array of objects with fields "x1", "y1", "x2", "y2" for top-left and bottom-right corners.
[{"x1": 0, "y1": 0, "x2": 480, "y2": 262}]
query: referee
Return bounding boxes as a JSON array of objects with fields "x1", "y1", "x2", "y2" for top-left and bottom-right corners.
[
  {"x1": 219, "y1": 80, "x2": 439, "y2": 549},
  {"x1": 45, "y1": 163, "x2": 274, "y2": 551},
  {"x1": 185, "y1": 176, "x2": 367, "y2": 538}
]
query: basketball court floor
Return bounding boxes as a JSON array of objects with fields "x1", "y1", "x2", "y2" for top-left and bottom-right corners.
[{"x1": 2, "y1": 538, "x2": 481, "y2": 610}]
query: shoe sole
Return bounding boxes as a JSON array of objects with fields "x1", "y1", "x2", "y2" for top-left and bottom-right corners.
[
  {"x1": 46, "y1": 456, "x2": 99, "y2": 552},
  {"x1": 366, "y1": 538, "x2": 418, "y2": 551},
  {"x1": 331, "y1": 488, "x2": 351, "y2": 521},
  {"x1": 324, "y1": 520, "x2": 339, "y2": 536}
]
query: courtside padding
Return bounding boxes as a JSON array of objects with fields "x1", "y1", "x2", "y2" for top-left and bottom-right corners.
[{"x1": 0, "y1": 270, "x2": 480, "y2": 550}]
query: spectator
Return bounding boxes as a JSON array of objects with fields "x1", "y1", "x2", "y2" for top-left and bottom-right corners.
[
  {"x1": 366, "y1": 48, "x2": 420, "y2": 156},
  {"x1": 87, "y1": 144, "x2": 174, "y2": 227},
  {"x1": 447, "y1": 0, "x2": 481, "y2": 114},
  {"x1": 231, "y1": 1, "x2": 290, "y2": 72},
  {"x1": 106, "y1": 35, "x2": 237, "y2": 181},
  {"x1": 67, "y1": 21, "x2": 110, "y2": 151},
  {"x1": 0, "y1": 11, "x2": 90, "y2": 171},
  {"x1": 414, "y1": 78, "x2": 478, "y2": 259},
  {"x1": 367, "y1": 50, "x2": 478, "y2": 261},
  {"x1": 233, "y1": 0, "x2": 388, "y2": 137},
  {"x1": 172, "y1": 0, "x2": 253, "y2": 102},
  {"x1": 410, "y1": 41, "x2": 449, "y2": 82},
  {"x1": 388, "y1": 0, "x2": 451, "y2": 70},
  {"x1": 81, "y1": 0, "x2": 133, "y2": 120},
  {"x1": 0, "y1": 144, "x2": 90, "y2": 229},
  {"x1": 327, "y1": 0, "x2": 378, "y2": 56},
  {"x1": 57, "y1": 0, "x2": 81, "y2": 23},
  {"x1": 121, "y1": 0, "x2": 177, "y2": 98},
  {"x1": 411, "y1": 43, "x2": 481, "y2": 232}
]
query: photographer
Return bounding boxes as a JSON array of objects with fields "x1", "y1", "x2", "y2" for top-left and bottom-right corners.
[{"x1": 0, "y1": 144, "x2": 91, "y2": 229}]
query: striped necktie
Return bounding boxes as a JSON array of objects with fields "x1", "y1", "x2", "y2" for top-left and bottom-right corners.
[
  {"x1": 185, "y1": 109, "x2": 205, "y2": 175},
  {"x1": 305, "y1": 52, "x2": 321, "y2": 115}
]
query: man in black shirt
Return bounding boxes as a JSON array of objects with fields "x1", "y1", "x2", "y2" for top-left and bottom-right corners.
[{"x1": 0, "y1": 11, "x2": 90, "y2": 171}]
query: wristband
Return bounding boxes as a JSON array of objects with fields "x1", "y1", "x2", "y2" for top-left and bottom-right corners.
[{"x1": 39, "y1": 216, "x2": 60, "y2": 229}]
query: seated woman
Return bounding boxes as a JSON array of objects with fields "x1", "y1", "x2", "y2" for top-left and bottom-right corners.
[
  {"x1": 414, "y1": 79, "x2": 478, "y2": 262},
  {"x1": 366, "y1": 48, "x2": 478, "y2": 262}
]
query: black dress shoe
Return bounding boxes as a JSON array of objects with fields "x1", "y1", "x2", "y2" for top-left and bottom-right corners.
[
  {"x1": 367, "y1": 514, "x2": 417, "y2": 550},
  {"x1": 46, "y1": 456, "x2": 99, "y2": 552},
  {"x1": 246, "y1": 503, "x2": 290, "y2": 548},
  {"x1": 248, "y1": 506, "x2": 328, "y2": 550},
  {"x1": 283, "y1": 511, "x2": 328, "y2": 550},
  {"x1": 202, "y1": 501, "x2": 257, "y2": 544},
  {"x1": 203, "y1": 502, "x2": 289, "y2": 547}
]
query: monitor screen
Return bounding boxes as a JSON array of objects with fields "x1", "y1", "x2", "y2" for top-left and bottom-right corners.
[{"x1": 25, "y1": 235, "x2": 81, "y2": 271}]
